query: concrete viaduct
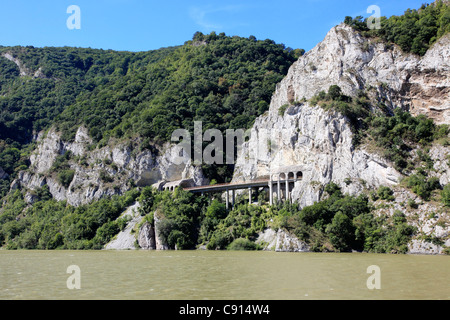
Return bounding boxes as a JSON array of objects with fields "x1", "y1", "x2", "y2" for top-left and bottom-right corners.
[{"x1": 161, "y1": 166, "x2": 304, "y2": 209}]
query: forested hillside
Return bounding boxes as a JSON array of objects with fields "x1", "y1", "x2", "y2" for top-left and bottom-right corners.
[
  {"x1": 0, "y1": 34, "x2": 301, "y2": 144},
  {"x1": 0, "y1": 33, "x2": 302, "y2": 195},
  {"x1": 0, "y1": 1, "x2": 448, "y2": 253}
]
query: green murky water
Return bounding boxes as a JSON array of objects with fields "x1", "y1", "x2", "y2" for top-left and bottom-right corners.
[{"x1": 0, "y1": 250, "x2": 448, "y2": 300}]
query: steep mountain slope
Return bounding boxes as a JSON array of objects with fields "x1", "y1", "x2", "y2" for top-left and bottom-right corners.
[
  {"x1": 268, "y1": 23, "x2": 449, "y2": 124},
  {"x1": 0, "y1": 33, "x2": 303, "y2": 250},
  {"x1": 233, "y1": 22, "x2": 449, "y2": 195},
  {"x1": 0, "y1": 33, "x2": 301, "y2": 199},
  {"x1": 0, "y1": 2, "x2": 449, "y2": 253},
  {"x1": 231, "y1": 22, "x2": 449, "y2": 253}
]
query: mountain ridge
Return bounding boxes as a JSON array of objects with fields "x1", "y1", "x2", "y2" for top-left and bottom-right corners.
[{"x1": 0, "y1": 2, "x2": 449, "y2": 253}]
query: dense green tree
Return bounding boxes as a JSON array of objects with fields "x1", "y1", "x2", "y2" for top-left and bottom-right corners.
[
  {"x1": 0, "y1": 188, "x2": 140, "y2": 249},
  {"x1": 0, "y1": 32, "x2": 302, "y2": 184},
  {"x1": 345, "y1": 1, "x2": 449, "y2": 56},
  {"x1": 405, "y1": 173, "x2": 441, "y2": 200},
  {"x1": 442, "y1": 184, "x2": 450, "y2": 206},
  {"x1": 377, "y1": 186, "x2": 395, "y2": 201}
]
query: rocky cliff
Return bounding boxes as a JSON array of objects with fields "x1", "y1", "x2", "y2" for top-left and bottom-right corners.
[
  {"x1": 256, "y1": 228, "x2": 310, "y2": 252},
  {"x1": 7, "y1": 22, "x2": 449, "y2": 254},
  {"x1": 104, "y1": 204, "x2": 170, "y2": 251},
  {"x1": 233, "y1": 23, "x2": 449, "y2": 200},
  {"x1": 232, "y1": 23, "x2": 450, "y2": 253},
  {"x1": 15, "y1": 126, "x2": 206, "y2": 206},
  {"x1": 268, "y1": 23, "x2": 449, "y2": 124},
  {"x1": 1, "y1": 52, "x2": 47, "y2": 79},
  {"x1": 232, "y1": 101, "x2": 402, "y2": 208}
]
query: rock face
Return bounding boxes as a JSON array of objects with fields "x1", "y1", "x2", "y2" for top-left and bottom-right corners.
[
  {"x1": 232, "y1": 23, "x2": 449, "y2": 254},
  {"x1": 1, "y1": 52, "x2": 48, "y2": 79},
  {"x1": 269, "y1": 23, "x2": 449, "y2": 124},
  {"x1": 135, "y1": 211, "x2": 170, "y2": 250},
  {"x1": 137, "y1": 222, "x2": 156, "y2": 250},
  {"x1": 17, "y1": 126, "x2": 206, "y2": 206},
  {"x1": 232, "y1": 102, "x2": 401, "y2": 208},
  {"x1": 232, "y1": 23, "x2": 449, "y2": 207},
  {"x1": 256, "y1": 228, "x2": 310, "y2": 252},
  {"x1": 429, "y1": 144, "x2": 450, "y2": 186},
  {"x1": 105, "y1": 202, "x2": 142, "y2": 250},
  {"x1": 105, "y1": 204, "x2": 172, "y2": 250},
  {"x1": 8, "y1": 22, "x2": 450, "y2": 254},
  {"x1": 372, "y1": 188, "x2": 450, "y2": 255}
]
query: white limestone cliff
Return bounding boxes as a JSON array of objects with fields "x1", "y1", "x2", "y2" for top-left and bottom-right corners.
[
  {"x1": 232, "y1": 101, "x2": 401, "y2": 208},
  {"x1": 231, "y1": 23, "x2": 449, "y2": 253},
  {"x1": 269, "y1": 23, "x2": 449, "y2": 124},
  {"x1": 17, "y1": 126, "x2": 206, "y2": 206},
  {"x1": 10, "y1": 22, "x2": 449, "y2": 253},
  {"x1": 232, "y1": 23, "x2": 449, "y2": 207}
]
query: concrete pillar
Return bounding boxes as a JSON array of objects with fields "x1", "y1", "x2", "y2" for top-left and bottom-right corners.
[
  {"x1": 277, "y1": 175, "x2": 281, "y2": 202},
  {"x1": 248, "y1": 187, "x2": 252, "y2": 205},
  {"x1": 285, "y1": 172, "x2": 289, "y2": 202},
  {"x1": 226, "y1": 188, "x2": 229, "y2": 210},
  {"x1": 269, "y1": 180, "x2": 273, "y2": 206}
]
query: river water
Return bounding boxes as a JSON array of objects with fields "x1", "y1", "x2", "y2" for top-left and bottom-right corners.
[{"x1": 0, "y1": 250, "x2": 448, "y2": 300}]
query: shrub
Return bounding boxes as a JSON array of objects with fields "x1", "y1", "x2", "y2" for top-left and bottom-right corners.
[
  {"x1": 406, "y1": 174, "x2": 441, "y2": 200},
  {"x1": 407, "y1": 198, "x2": 418, "y2": 209},
  {"x1": 365, "y1": 108, "x2": 444, "y2": 173},
  {"x1": 205, "y1": 199, "x2": 227, "y2": 220},
  {"x1": 278, "y1": 104, "x2": 289, "y2": 116},
  {"x1": 58, "y1": 169, "x2": 75, "y2": 188},
  {"x1": 327, "y1": 85, "x2": 343, "y2": 101},
  {"x1": 377, "y1": 186, "x2": 395, "y2": 201},
  {"x1": 168, "y1": 230, "x2": 192, "y2": 250},
  {"x1": 227, "y1": 238, "x2": 260, "y2": 251},
  {"x1": 442, "y1": 184, "x2": 450, "y2": 207},
  {"x1": 369, "y1": 190, "x2": 379, "y2": 201},
  {"x1": 345, "y1": 2, "x2": 450, "y2": 56},
  {"x1": 36, "y1": 185, "x2": 52, "y2": 201},
  {"x1": 99, "y1": 170, "x2": 114, "y2": 183},
  {"x1": 325, "y1": 212, "x2": 355, "y2": 252},
  {"x1": 51, "y1": 151, "x2": 73, "y2": 171},
  {"x1": 92, "y1": 220, "x2": 120, "y2": 247},
  {"x1": 207, "y1": 230, "x2": 232, "y2": 250}
]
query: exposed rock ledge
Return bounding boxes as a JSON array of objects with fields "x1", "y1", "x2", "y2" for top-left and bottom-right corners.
[
  {"x1": 1, "y1": 52, "x2": 47, "y2": 78},
  {"x1": 104, "y1": 202, "x2": 141, "y2": 250},
  {"x1": 232, "y1": 23, "x2": 449, "y2": 208},
  {"x1": 269, "y1": 23, "x2": 449, "y2": 125},
  {"x1": 16, "y1": 126, "x2": 206, "y2": 206},
  {"x1": 232, "y1": 102, "x2": 401, "y2": 208},
  {"x1": 105, "y1": 205, "x2": 170, "y2": 250},
  {"x1": 232, "y1": 22, "x2": 449, "y2": 255},
  {"x1": 256, "y1": 228, "x2": 310, "y2": 252}
]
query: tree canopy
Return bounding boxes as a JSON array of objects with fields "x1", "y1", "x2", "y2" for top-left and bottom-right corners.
[
  {"x1": 344, "y1": 1, "x2": 449, "y2": 56},
  {"x1": 0, "y1": 32, "x2": 303, "y2": 187}
]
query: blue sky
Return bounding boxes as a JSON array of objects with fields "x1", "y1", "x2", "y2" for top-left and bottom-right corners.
[{"x1": 0, "y1": 0, "x2": 428, "y2": 52}]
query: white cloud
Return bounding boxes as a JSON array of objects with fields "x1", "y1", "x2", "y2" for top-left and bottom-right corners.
[{"x1": 189, "y1": 4, "x2": 249, "y2": 31}]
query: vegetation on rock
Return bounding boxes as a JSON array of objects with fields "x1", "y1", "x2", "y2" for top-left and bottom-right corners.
[
  {"x1": 344, "y1": 0, "x2": 450, "y2": 56},
  {"x1": 0, "y1": 2, "x2": 448, "y2": 253}
]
